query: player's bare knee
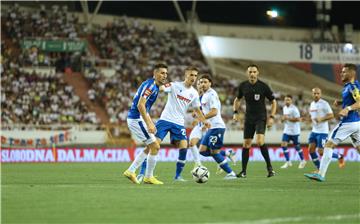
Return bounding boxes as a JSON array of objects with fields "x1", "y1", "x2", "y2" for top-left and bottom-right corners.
[
  {"x1": 256, "y1": 141, "x2": 265, "y2": 147},
  {"x1": 211, "y1": 149, "x2": 220, "y2": 155},
  {"x1": 281, "y1": 142, "x2": 287, "y2": 147},
  {"x1": 309, "y1": 144, "x2": 316, "y2": 153},
  {"x1": 318, "y1": 148, "x2": 324, "y2": 156}
]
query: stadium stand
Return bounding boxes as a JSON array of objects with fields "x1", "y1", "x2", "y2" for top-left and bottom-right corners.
[{"x1": 0, "y1": 3, "x2": 344, "y2": 132}]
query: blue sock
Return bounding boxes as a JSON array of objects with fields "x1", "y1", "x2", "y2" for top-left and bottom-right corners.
[
  {"x1": 139, "y1": 159, "x2": 146, "y2": 175},
  {"x1": 220, "y1": 150, "x2": 226, "y2": 156},
  {"x1": 282, "y1": 146, "x2": 290, "y2": 161},
  {"x1": 200, "y1": 150, "x2": 211, "y2": 157},
  {"x1": 295, "y1": 144, "x2": 304, "y2": 160},
  {"x1": 332, "y1": 153, "x2": 339, "y2": 159},
  {"x1": 310, "y1": 152, "x2": 320, "y2": 169},
  {"x1": 212, "y1": 153, "x2": 232, "y2": 174},
  {"x1": 175, "y1": 148, "x2": 187, "y2": 179}
]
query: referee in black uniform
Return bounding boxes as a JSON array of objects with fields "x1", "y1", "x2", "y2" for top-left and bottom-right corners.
[{"x1": 233, "y1": 64, "x2": 277, "y2": 178}]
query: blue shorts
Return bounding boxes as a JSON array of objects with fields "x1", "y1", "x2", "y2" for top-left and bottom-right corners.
[
  {"x1": 282, "y1": 134, "x2": 300, "y2": 145},
  {"x1": 155, "y1": 120, "x2": 187, "y2": 142},
  {"x1": 308, "y1": 132, "x2": 328, "y2": 148},
  {"x1": 200, "y1": 128, "x2": 225, "y2": 150}
]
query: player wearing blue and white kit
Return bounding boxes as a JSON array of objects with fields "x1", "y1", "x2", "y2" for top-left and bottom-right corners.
[
  {"x1": 280, "y1": 95, "x2": 306, "y2": 169},
  {"x1": 197, "y1": 75, "x2": 237, "y2": 180},
  {"x1": 123, "y1": 64, "x2": 168, "y2": 185},
  {"x1": 307, "y1": 88, "x2": 344, "y2": 171},
  {"x1": 305, "y1": 64, "x2": 360, "y2": 182},
  {"x1": 154, "y1": 67, "x2": 210, "y2": 182}
]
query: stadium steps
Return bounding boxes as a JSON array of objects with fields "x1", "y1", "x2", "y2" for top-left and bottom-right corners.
[
  {"x1": 63, "y1": 71, "x2": 110, "y2": 124},
  {"x1": 214, "y1": 59, "x2": 342, "y2": 101}
]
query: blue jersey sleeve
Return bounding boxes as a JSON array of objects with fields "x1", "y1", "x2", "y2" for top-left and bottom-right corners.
[
  {"x1": 141, "y1": 81, "x2": 156, "y2": 100},
  {"x1": 350, "y1": 83, "x2": 360, "y2": 101}
]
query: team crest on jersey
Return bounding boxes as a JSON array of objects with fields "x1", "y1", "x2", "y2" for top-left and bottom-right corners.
[
  {"x1": 254, "y1": 94, "x2": 260, "y2": 101},
  {"x1": 143, "y1": 88, "x2": 152, "y2": 97}
]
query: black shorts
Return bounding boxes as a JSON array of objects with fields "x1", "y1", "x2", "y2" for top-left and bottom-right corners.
[{"x1": 244, "y1": 119, "x2": 266, "y2": 139}]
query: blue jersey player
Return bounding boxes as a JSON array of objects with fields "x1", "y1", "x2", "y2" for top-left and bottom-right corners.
[
  {"x1": 305, "y1": 63, "x2": 360, "y2": 182},
  {"x1": 123, "y1": 63, "x2": 168, "y2": 185}
]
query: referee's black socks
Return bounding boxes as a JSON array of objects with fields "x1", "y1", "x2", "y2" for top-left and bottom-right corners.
[
  {"x1": 260, "y1": 144, "x2": 273, "y2": 171},
  {"x1": 241, "y1": 148, "x2": 250, "y2": 173}
]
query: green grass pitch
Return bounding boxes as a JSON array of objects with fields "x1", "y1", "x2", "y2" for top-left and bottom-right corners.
[{"x1": 2, "y1": 162, "x2": 359, "y2": 223}]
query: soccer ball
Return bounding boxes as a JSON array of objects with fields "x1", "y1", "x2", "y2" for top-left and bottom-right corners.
[{"x1": 192, "y1": 166, "x2": 210, "y2": 183}]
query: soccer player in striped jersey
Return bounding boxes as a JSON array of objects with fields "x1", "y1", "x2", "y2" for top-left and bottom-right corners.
[
  {"x1": 123, "y1": 63, "x2": 168, "y2": 184},
  {"x1": 305, "y1": 63, "x2": 360, "y2": 182},
  {"x1": 307, "y1": 88, "x2": 344, "y2": 171},
  {"x1": 280, "y1": 95, "x2": 306, "y2": 169},
  {"x1": 198, "y1": 74, "x2": 237, "y2": 180}
]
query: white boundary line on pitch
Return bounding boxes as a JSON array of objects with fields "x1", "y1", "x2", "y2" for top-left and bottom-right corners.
[{"x1": 204, "y1": 213, "x2": 360, "y2": 224}]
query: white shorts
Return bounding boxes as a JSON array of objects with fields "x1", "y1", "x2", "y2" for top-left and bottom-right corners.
[
  {"x1": 127, "y1": 118, "x2": 157, "y2": 145},
  {"x1": 189, "y1": 124, "x2": 206, "y2": 140},
  {"x1": 328, "y1": 121, "x2": 360, "y2": 147}
]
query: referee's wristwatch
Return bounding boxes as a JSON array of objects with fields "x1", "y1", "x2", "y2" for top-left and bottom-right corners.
[
  {"x1": 269, "y1": 115, "x2": 275, "y2": 119},
  {"x1": 233, "y1": 110, "x2": 239, "y2": 114}
]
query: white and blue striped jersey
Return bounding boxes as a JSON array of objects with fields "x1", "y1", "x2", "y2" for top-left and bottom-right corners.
[
  {"x1": 283, "y1": 104, "x2": 301, "y2": 135},
  {"x1": 128, "y1": 78, "x2": 159, "y2": 119},
  {"x1": 201, "y1": 88, "x2": 226, "y2": 129},
  {"x1": 160, "y1": 81, "x2": 200, "y2": 126}
]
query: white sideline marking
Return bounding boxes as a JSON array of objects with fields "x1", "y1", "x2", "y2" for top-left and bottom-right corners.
[{"x1": 205, "y1": 213, "x2": 360, "y2": 224}]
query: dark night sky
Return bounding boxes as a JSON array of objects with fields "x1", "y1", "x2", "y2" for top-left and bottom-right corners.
[{"x1": 74, "y1": 1, "x2": 359, "y2": 29}]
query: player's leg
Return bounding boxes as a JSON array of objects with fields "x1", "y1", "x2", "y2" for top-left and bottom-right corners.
[
  {"x1": 319, "y1": 122, "x2": 360, "y2": 178},
  {"x1": 219, "y1": 149, "x2": 236, "y2": 164},
  {"x1": 308, "y1": 133, "x2": 320, "y2": 170},
  {"x1": 189, "y1": 126, "x2": 202, "y2": 168},
  {"x1": 174, "y1": 139, "x2": 188, "y2": 181},
  {"x1": 256, "y1": 133, "x2": 275, "y2": 177},
  {"x1": 204, "y1": 128, "x2": 236, "y2": 179},
  {"x1": 292, "y1": 135, "x2": 306, "y2": 168},
  {"x1": 238, "y1": 119, "x2": 255, "y2": 178},
  {"x1": 124, "y1": 119, "x2": 156, "y2": 184},
  {"x1": 318, "y1": 134, "x2": 345, "y2": 168},
  {"x1": 306, "y1": 122, "x2": 357, "y2": 181},
  {"x1": 280, "y1": 134, "x2": 291, "y2": 168},
  {"x1": 171, "y1": 125, "x2": 188, "y2": 181},
  {"x1": 255, "y1": 119, "x2": 274, "y2": 177},
  {"x1": 143, "y1": 120, "x2": 170, "y2": 184},
  {"x1": 144, "y1": 138, "x2": 163, "y2": 184}
]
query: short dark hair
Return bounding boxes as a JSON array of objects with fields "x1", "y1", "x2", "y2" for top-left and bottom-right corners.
[
  {"x1": 154, "y1": 63, "x2": 168, "y2": 70},
  {"x1": 199, "y1": 74, "x2": 213, "y2": 84},
  {"x1": 247, "y1": 64, "x2": 259, "y2": 70},
  {"x1": 344, "y1": 63, "x2": 357, "y2": 71},
  {"x1": 284, "y1": 94, "x2": 292, "y2": 99},
  {"x1": 185, "y1": 66, "x2": 199, "y2": 72}
]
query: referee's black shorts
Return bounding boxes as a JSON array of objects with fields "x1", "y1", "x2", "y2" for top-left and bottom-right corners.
[{"x1": 244, "y1": 118, "x2": 266, "y2": 139}]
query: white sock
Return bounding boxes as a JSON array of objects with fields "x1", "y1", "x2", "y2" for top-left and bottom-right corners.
[
  {"x1": 190, "y1": 145, "x2": 202, "y2": 166},
  {"x1": 319, "y1": 147, "x2": 333, "y2": 177},
  {"x1": 128, "y1": 151, "x2": 147, "y2": 173},
  {"x1": 145, "y1": 154, "x2": 157, "y2": 178}
]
